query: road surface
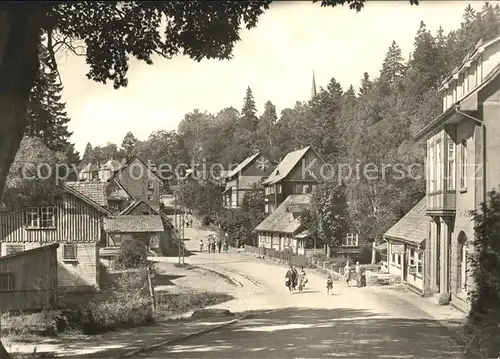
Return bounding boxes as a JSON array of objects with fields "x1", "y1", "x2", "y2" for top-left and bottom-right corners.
[{"x1": 142, "y1": 225, "x2": 464, "y2": 358}]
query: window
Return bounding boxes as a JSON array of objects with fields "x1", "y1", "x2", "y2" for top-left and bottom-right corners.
[
  {"x1": 478, "y1": 55, "x2": 483, "y2": 82},
  {"x1": 397, "y1": 254, "x2": 401, "y2": 266},
  {"x1": 465, "y1": 68, "x2": 470, "y2": 92},
  {"x1": 147, "y1": 181, "x2": 154, "y2": 189},
  {"x1": 436, "y1": 141, "x2": 442, "y2": 191},
  {"x1": 109, "y1": 234, "x2": 122, "y2": 247},
  {"x1": 409, "y1": 249, "x2": 415, "y2": 266},
  {"x1": 264, "y1": 204, "x2": 269, "y2": 213},
  {"x1": 62, "y1": 244, "x2": 77, "y2": 261},
  {"x1": 277, "y1": 185, "x2": 282, "y2": 194},
  {"x1": 447, "y1": 141, "x2": 456, "y2": 190},
  {"x1": 25, "y1": 206, "x2": 56, "y2": 229},
  {"x1": 344, "y1": 233, "x2": 359, "y2": 247},
  {"x1": 452, "y1": 83, "x2": 457, "y2": 103},
  {"x1": 442, "y1": 95, "x2": 447, "y2": 110},
  {"x1": 147, "y1": 194, "x2": 154, "y2": 201},
  {"x1": 5, "y1": 245, "x2": 25, "y2": 255},
  {"x1": 460, "y1": 140, "x2": 467, "y2": 190},
  {"x1": 429, "y1": 144, "x2": 434, "y2": 192},
  {"x1": 110, "y1": 202, "x2": 120, "y2": 210},
  {"x1": 0, "y1": 273, "x2": 14, "y2": 291},
  {"x1": 311, "y1": 185, "x2": 317, "y2": 192},
  {"x1": 265, "y1": 187, "x2": 270, "y2": 195},
  {"x1": 391, "y1": 253, "x2": 395, "y2": 264},
  {"x1": 416, "y1": 251, "x2": 423, "y2": 276}
]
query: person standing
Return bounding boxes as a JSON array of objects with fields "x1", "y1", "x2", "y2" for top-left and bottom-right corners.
[
  {"x1": 344, "y1": 261, "x2": 351, "y2": 287},
  {"x1": 355, "y1": 261, "x2": 361, "y2": 287},
  {"x1": 211, "y1": 240, "x2": 216, "y2": 253},
  {"x1": 217, "y1": 238, "x2": 222, "y2": 253},
  {"x1": 223, "y1": 240, "x2": 229, "y2": 253},
  {"x1": 199, "y1": 238, "x2": 204, "y2": 252}
]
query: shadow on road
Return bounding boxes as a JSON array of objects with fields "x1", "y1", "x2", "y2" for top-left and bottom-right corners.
[
  {"x1": 144, "y1": 307, "x2": 466, "y2": 358},
  {"x1": 154, "y1": 274, "x2": 185, "y2": 287}
]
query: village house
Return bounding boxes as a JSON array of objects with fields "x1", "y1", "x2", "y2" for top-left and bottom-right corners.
[
  {"x1": 262, "y1": 146, "x2": 325, "y2": 214},
  {"x1": 414, "y1": 34, "x2": 500, "y2": 311},
  {"x1": 109, "y1": 156, "x2": 164, "y2": 211},
  {"x1": 255, "y1": 194, "x2": 311, "y2": 254},
  {"x1": 78, "y1": 163, "x2": 99, "y2": 181},
  {"x1": 0, "y1": 182, "x2": 112, "y2": 292},
  {"x1": 222, "y1": 151, "x2": 274, "y2": 209},
  {"x1": 384, "y1": 197, "x2": 428, "y2": 295}
]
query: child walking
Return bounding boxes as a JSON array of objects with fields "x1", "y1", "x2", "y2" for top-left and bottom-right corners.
[{"x1": 326, "y1": 274, "x2": 334, "y2": 295}]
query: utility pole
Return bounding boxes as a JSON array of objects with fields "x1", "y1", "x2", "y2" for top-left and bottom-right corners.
[{"x1": 180, "y1": 207, "x2": 185, "y2": 264}]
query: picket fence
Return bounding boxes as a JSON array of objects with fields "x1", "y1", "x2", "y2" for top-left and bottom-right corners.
[{"x1": 244, "y1": 245, "x2": 345, "y2": 277}]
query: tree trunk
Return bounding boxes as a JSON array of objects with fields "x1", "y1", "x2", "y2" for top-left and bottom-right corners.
[{"x1": 0, "y1": 6, "x2": 44, "y2": 358}]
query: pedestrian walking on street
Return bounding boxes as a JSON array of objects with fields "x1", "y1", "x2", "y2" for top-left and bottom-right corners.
[
  {"x1": 200, "y1": 238, "x2": 204, "y2": 252},
  {"x1": 217, "y1": 238, "x2": 222, "y2": 253},
  {"x1": 223, "y1": 240, "x2": 229, "y2": 253},
  {"x1": 355, "y1": 261, "x2": 361, "y2": 287},
  {"x1": 211, "y1": 241, "x2": 216, "y2": 253},
  {"x1": 285, "y1": 265, "x2": 295, "y2": 292},
  {"x1": 344, "y1": 261, "x2": 351, "y2": 287},
  {"x1": 188, "y1": 210, "x2": 193, "y2": 227},
  {"x1": 291, "y1": 265, "x2": 298, "y2": 291},
  {"x1": 326, "y1": 274, "x2": 333, "y2": 295}
]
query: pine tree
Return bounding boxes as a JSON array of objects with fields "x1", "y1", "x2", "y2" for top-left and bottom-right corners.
[
  {"x1": 26, "y1": 47, "x2": 73, "y2": 153},
  {"x1": 359, "y1": 72, "x2": 371, "y2": 96},
  {"x1": 81, "y1": 142, "x2": 94, "y2": 165},
  {"x1": 121, "y1": 131, "x2": 139, "y2": 158},
  {"x1": 241, "y1": 86, "x2": 258, "y2": 130},
  {"x1": 380, "y1": 41, "x2": 406, "y2": 91}
]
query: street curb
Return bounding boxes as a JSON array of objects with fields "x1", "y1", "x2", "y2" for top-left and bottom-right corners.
[{"x1": 114, "y1": 308, "x2": 279, "y2": 358}]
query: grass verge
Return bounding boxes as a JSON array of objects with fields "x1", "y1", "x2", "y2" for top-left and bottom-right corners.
[{"x1": 1, "y1": 270, "x2": 234, "y2": 343}]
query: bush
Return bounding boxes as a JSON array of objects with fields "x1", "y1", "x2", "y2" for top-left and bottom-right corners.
[
  {"x1": 114, "y1": 238, "x2": 149, "y2": 269},
  {"x1": 156, "y1": 291, "x2": 234, "y2": 317},
  {"x1": 201, "y1": 215, "x2": 211, "y2": 226},
  {"x1": 438, "y1": 292, "x2": 451, "y2": 306},
  {"x1": 1, "y1": 310, "x2": 68, "y2": 338},
  {"x1": 462, "y1": 189, "x2": 500, "y2": 358},
  {"x1": 79, "y1": 296, "x2": 153, "y2": 334}
]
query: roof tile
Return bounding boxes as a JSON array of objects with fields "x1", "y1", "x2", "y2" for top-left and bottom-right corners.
[
  {"x1": 66, "y1": 181, "x2": 108, "y2": 206},
  {"x1": 255, "y1": 194, "x2": 310, "y2": 234},
  {"x1": 104, "y1": 215, "x2": 164, "y2": 233},
  {"x1": 384, "y1": 197, "x2": 427, "y2": 245}
]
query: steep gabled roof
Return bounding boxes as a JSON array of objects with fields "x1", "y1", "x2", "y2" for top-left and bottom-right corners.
[
  {"x1": 66, "y1": 181, "x2": 108, "y2": 207},
  {"x1": 120, "y1": 200, "x2": 159, "y2": 215},
  {"x1": 262, "y1": 146, "x2": 323, "y2": 185},
  {"x1": 384, "y1": 197, "x2": 427, "y2": 246},
  {"x1": 226, "y1": 152, "x2": 261, "y2": 180},
  {"x1": 103, "y1": 215, "x2": 164, "y2": 233},
  {"x1": 62, "y1": 182, "x2": 112, "y2": 215},
  {"x1": 255, "y1": 194, "x2": 310, "y2": 234},
  {"x1": 110, "y1": 156, "x2": 163, "y2": 181},
  {"x1": 106, "y1": 178, "x2": 133, "y2": 200}
]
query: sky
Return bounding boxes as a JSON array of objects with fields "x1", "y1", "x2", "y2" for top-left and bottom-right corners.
[{"x1": 57, "y1": 1, "x2": 494, "y2": 154}]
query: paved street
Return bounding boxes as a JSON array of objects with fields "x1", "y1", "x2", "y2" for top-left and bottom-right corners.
[{"x1": 142, "y1": 225, "x2": 465, "y2": 358}]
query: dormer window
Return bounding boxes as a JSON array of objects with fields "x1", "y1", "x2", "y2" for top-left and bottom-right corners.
[{"x1": 147, "y1": 181, "x2": 154, "y2": 189}]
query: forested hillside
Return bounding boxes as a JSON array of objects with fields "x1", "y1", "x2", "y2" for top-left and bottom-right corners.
[{"x1": 80, "y1": 3, "x2": 500, "y2": 242}]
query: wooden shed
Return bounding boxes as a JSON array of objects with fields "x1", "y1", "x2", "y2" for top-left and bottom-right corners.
[{"x1": 0, "y1": 243, "x2": 59, "y2": 312}]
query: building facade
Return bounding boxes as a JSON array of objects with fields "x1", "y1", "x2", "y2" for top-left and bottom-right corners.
[
  {"x1": 262, "y1": 146, "x2": 325, "y2": 214},
  {"x1": 414, "y1": 34, "x2": 500, "y2": 311},
  {"x1": 110, "y1": 156, "x2": 163, "y2": 211},
  {"x1": 0, "y1": 183, "x2": 112, "y2": 292},
  {"x1": 384, "y1": 197, "x2": 428, "y2": 295},
  {"x1": 222, "y1": 151, "x2": 274, "y2": 209}
]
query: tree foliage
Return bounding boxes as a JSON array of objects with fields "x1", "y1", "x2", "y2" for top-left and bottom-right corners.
[
  {"x1": 301, "y1": 181, "x2": 349, "y2": 248},
  {"x1": 462, "y1": 189, "x2": 500, "y2": 358}
]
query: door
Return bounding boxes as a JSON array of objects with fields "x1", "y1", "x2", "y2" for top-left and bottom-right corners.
[
  {"x1": 436, "y1": 219, "x2": 441, "y2": 292},
  {"x1": 403, "y1": 246, "x2": 408, "y2": 282}
]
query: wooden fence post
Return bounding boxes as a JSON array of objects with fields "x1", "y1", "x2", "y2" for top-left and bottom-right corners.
[{"x1": 147, "y1": 267, "x2": 156, "y2": 313}]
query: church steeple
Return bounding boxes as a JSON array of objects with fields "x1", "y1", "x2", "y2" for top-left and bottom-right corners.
[{"x1": 311, "y1": 70, "x2": 317, "y2": 100}]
